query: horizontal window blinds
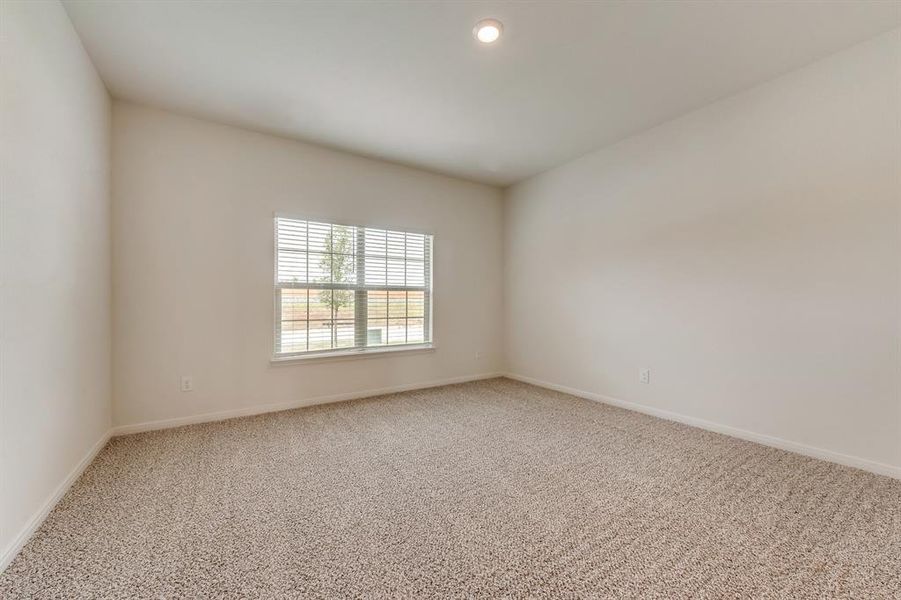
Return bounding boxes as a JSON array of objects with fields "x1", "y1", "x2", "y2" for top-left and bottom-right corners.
[{"x1": 275, "y1": 217, "x2": 432, "y2": 357}]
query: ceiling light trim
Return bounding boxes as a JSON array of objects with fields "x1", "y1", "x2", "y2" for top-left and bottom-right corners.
[{"x1": 473, "y1": 18, "x2": 503, "y2": 44}]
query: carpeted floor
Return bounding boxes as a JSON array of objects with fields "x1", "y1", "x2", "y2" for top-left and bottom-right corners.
[{"x1": 1, "y1": 378, "x2": 899, "y2": 598}]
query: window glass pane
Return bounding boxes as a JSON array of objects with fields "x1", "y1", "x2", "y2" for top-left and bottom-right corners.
[
  {"x1": 327, "y1": 225, "x2": 356, "y2": 283},
  {"x1": 407, "y1": 318, "x2": 425, "y2": 344},
  {"x1": 405, "y1": 260, "x2": 425, "y2": 287},
  {"x1": 367, "y1": 291, "x2": 388, "y2": 320},
  {"x1": 365, "y1": 256, "x2": 387, "y2": 286},
  {"x1": 277, "y1": 250, "x2": 307, "y2": 283},
  {"x1": 387, "y1": 258, "x2": 405, "y2": 286},
  {"x1": 308, "y1": 252, "x2": 331, "y2": 282},
  {"x1": 364, "y1": 228, "x2": 387, "y2": 257},
  {"x1": 308, "y1": 320, "x2": 333, "y2": 351},
  {"x1": 387, "y1": 318, "x2": 407, "y2": 344},
  {"x1": 279, "y1": 320, "x2": 307, "y2": 353},
  {"x1": 331, "y1": 253, "x2": 356, "y2": 284},
  {"x1": 308, "y1": 289, "x2": 355, "y2": 321},
  {"x1": 405, "y1": 233, "x2": 425, "y2": 260},
  {"x1": 308, "y1": 291, "x2": 333, "y2": 320},
  {"x1": 277, "y1": 219, "x2": 307, "y2": 250},
  {"x1": 367, "y1": 319, "x2": 387, "y2": 346},
  {"x1": 387, "y1": 291, "x2": 406, "y2": 318},
  {"x1": 386, "y1": 230, "x2": 405, "y2": 258},
  {"x1": 407, "y1": 291, "x2": 424, "y2": 318},
  {"x1": 334, "y1": 321, "x2": 355, "y2": 349},
  {"x1": 333, "y1": 291, "x2": 355, "y2": 320},
  {"x1": 307, "y1": 221, "x2": 331, "y2": 253},
  {"x1": 280, "y1": 289, "x2": 308, "y2": 321}
]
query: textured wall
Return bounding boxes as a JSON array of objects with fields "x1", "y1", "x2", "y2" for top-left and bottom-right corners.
[
  {"x1": 112, "y1": 103, "x2": 504, "y2": 427},
  {"x1": 1, "y1": 0, "x2": 112, "y2": 559},
  {"x1": 504, "y1": 31, "x2": 901, "y2": 470}
]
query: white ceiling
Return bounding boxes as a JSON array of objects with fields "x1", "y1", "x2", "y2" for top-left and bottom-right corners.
[{"x1": 63, "y1": 1, "x2": 900, "y2": 186}]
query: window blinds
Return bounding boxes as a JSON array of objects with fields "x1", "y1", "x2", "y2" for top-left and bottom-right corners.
[{"x1": 274, "y1": 216, "x2": 432, "y2": 357}]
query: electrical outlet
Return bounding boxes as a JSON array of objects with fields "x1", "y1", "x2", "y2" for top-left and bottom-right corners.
[
  {"x1": 475, "y1": 351, "x2": 482, "y2": 360},
  {"x1": 639, "y1": 368, "x2": 650, "y2": 384},
  {"x1": 180, "y1": 376, "x2": 194, "y2": 392}
]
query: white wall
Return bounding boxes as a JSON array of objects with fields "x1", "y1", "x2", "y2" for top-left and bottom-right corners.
[
  {"x1": 0, "y1": 1, "x2": 112, "y2": 560},
  {"x1": 112, "y1": 103, "x2": 503, "y2": 428},
  {"x1": 504, "y1": 31, "x2": 901, "y2": 472}
]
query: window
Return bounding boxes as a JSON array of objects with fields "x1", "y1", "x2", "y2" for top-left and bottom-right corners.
[{"x1": 274, "y1": 216, "x2": 432, "y2": 359}]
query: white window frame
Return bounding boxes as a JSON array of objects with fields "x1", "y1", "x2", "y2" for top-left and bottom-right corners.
[{"x1": 271, "y1": 213, "x2": 434, "y2": 362}]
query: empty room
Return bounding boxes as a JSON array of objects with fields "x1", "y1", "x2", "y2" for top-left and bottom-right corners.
[{"x1": 1, "y1": 0, "x2": 899, "y2": 597}]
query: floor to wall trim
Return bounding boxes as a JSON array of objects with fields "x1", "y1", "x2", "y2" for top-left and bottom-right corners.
[
  {"x1": 111, "y1": 372, "x2": 504, "y2": 436},
  {"x1": 504, "y1": 373, "x2": 901, "y2": 480},
  {"x1": 0, "y1": 430, "x2": 112, "y2": 573}
]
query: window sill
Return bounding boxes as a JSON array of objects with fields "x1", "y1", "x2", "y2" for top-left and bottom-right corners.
[{"x1": 270, "y1": 344, "x2": 435, "y2": 365}]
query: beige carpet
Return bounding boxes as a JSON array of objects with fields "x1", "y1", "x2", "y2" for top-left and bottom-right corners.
[{"x1": 2, "y1": 378, "x2": 899, "y2": 598}]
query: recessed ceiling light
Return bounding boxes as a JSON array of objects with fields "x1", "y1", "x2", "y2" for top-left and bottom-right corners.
[{"x1": 473, "y1": 18, "x2": 503, "y2": 44}]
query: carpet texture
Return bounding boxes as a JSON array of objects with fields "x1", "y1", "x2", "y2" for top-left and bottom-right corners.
[{"x1": 2, "y1": 378, "x2": 899, "y2": 598}]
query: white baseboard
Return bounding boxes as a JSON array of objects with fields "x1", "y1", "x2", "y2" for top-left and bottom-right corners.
[
  {"x1": 0, "y1": 429, "x2": 112, "y2": 573},
  {"x1": 504, "y1": 372, "x2": 901, "y2": 480},
  {"x1": 112, "y1": 372, "x2": 504, "y2": 436}
]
